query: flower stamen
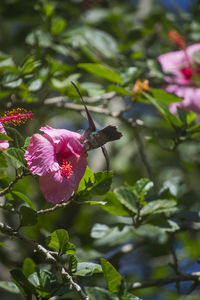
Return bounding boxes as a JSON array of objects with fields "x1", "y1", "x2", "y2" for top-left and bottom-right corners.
[
  {"x1": 60, "y1": 160, "x2": 73, "y2": 178},
  {"x1": 0, "y1": 108, "x2": 33, "y2": 126},
  {"x1": 168, "y1": 30, "x2": 186, "y2": 49}
]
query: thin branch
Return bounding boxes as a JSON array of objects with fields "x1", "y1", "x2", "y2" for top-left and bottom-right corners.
[
  {"x1": 128, "y1": 272, "x2": 200, "y2": 291},
  {"x1": 126, "y1": 118, "x2": 156, "y2": 190},
  {"x1": 37, "y1": 200, "x2": 72, "y2": 215},
  {"x1": 0, "y1": 222, "x2": 89, "y2": 300},
  {"x1": 169, "y1": 234, "x2": 181, "y2": 293},
  {"x1": 186, "y1": 280, "x2": 199, "y2": 294},
  {"x1": 44, "y1": 100, "x2": 111, "y2": 116},
  {"x1": 0, "y1": 203, "x2": 19, "y2": 214},
  {"x1": 0, "y1": 170, "x2": 26, "y2": 196},
  {"x1": 44, "y1": 92, "x2": 116, "y2": 104}
]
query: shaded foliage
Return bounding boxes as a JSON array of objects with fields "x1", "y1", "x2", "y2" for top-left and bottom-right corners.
[{"x1": 1, "y1": 1, "x2": 200, "y2": 300}]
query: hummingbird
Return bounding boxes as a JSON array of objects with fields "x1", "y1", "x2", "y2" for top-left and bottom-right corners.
[{"x1": 71, "y1": 81, "x2": 122, "y2": 171}]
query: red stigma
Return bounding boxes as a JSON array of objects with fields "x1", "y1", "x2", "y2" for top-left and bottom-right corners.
[
  {"x1": 168, "y1": 30, "x2": 186, "y2": 49},
  {"x1": 0, "y1": 108, "x2": 33, "y2": 126},
  {"x1": 181, "y1": 67, "x2": 193, "y2": 79},
  {"x1": 60, "y1": 160, "x2": 74, "y2": 178}
]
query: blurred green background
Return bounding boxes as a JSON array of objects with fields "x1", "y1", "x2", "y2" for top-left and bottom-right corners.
[{"x1": 1, "y1": 0, "x2": 200, "y2": 299}]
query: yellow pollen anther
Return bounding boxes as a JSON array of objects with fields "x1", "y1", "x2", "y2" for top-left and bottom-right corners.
[{"x1": 60, "y1": 160, "x2": 73, "y2": 178}]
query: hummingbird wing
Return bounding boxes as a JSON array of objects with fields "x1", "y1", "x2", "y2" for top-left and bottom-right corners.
[
  {"x1": 97, "y1": 125, "x2": 122, "y2": 142},
  {"x1": 71, "y1": 81, "x2": 96, "y2": 132},
  {"x1": 101, "y1": 145, "x2": 110, "y2": 172}
]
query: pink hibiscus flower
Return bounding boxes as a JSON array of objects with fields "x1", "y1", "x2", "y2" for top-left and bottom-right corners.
[
  {"x1": 25, "y1": 125, "x2": 87, "y2": 203},
  {"x1": 158, "y1": 44, "x2": 200, "y2": 114},
  {"x1": 0, "y1": 122, "x2": 9, "y2": 150}
]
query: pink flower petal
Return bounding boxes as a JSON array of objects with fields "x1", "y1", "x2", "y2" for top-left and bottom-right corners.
[
  {"x1": 25, "y1": 125, "x2": 88, "y2": 203},
  {"x1": 39, "y1": 171, "x2": 73, "y2": 203},
  {"x1": 24, "y1": 134, "x2": 59, "y2": 176},
  {"x1": 0, "y1": 123, "x2": 9, "y2": 150},
  {"x1": 40, "y1": 125, "x2": 83, "y2": 153},
  {"x1": 158, "y1": 43, "x2": 200, "y2": 115},
  {"x1": 158, "y1": 50, "x2": 186, "y2": 74},
  {"x1": 39, "y1": 154, "x2": 87, "y2": 203},
  {"x1": 169, "y1": 87, "x2": 200, "y2": 114},
  {"x1": 186, "y1": 43, "x2": 200, "y2": 58},
  {"x1": 158, "y1": 43, "x2": 200, "y2": 74}
]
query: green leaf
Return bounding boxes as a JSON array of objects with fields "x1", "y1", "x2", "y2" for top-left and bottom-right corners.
[
  {"x1": 79, "y1": 170, "x2": 113, "y2": 198},
  {"x1": 0, "y1": 132, "x2": 13, "y2": 141},
  {"x1": 91, "y1": 224, "x2": 135, "y2": 247},
  {"x1": 177, "y1": 106, "x2": 187, "y2": 124},
  {"x1": 91, "y1": 223, "x2": 111, "y2": 239},
  {"x1": 0, "y1": 54, "x2": 16, "y2": 71},
  {"x1": 150, "y1": 89, "x2": 182, "y2": 104},
  {"x1": 193, "y1": 50, "x2": 200, "y2": 64},
  {"x1": 147, "y1": 59, "x2": 164, "y2": 78},
  {"x1": 65, "y1": 26, "x2": 118, "y2": 59},
  {"x1": 84, "y1": 200, "x2": 107, "y2": 205},
  {"x1": 0, "y1": 150, "x2": 8, "y2": 168},
  {"x1": 78, "y1": 63, "x2": 122, "y2": 83},
  {"x1": 27, "y1": 272, "x2": 40, "y2": 288},
  {"x1": 19, "y1": 206, "x2": 37, "y2": 227},
  {"x1": 101, "y1": 258, "x2": 123, "y2": 294},
  {"x1": 187, "y1": 111, "x2": 196, "y2": 124},
  {"x1": 4, "y1": 126, "x2": 25, "y2": 148},
  {"x1": 134, "y1": 224, "x2": 168, "y2": 243},
  {"x1": 82, "y1": 8, "x2": 109, "y2": 24},
  {"x1": 47, "y1": 229, "x2": 75, "y2": 254},
  {"x1": 74, "y1": 262, "x2": 102, "y2": 276},
  {"x1": 142, "y1": 91, "x2": 183, "y2": 127},
  {"x1": 20, "y1": 56, "x2": 40, "y2": 75},
  {"x1": 23, "y1": 258, "x2": 36, "y2": 278},
  {"x1": 23, "y1": 137, "x2": 31, "y2": 149},
  {"x1": 107, "y1": 85, "x2": 132, "y2": 95},
  {"x1": 27, "y1": 266, "x2": 54, "y2": 298},
  {"x1": 4, "y1": 77, "x2": 22, "y2": 88},
  {"x1": 133, "y1": 178, "x2": 153, "y2": 201},
  {"x1": 51, "y1": 18, "x2": 67, "y2": 35},
  {"x1": 140, "y1": 199, "x2": 177, "y2": 216},
  {"x1": 81, "y1": 81, "x2": 105, "y2": 97},
  {"x1": 44, "y1": 3, "x2": 55, "y2": 17},
  {"x1": 51, "y1": 73, "x2": 81, "y2": 89},
  {"x1": 120, "y1": 67, "x2": 141, "y2": 85},
  {"x1": 78, "y1": 166, "x2": 95, "y2": 192},
  {"x1": 0, "y1": 281, "x2": 20, "y2": 294},
  {"x1": 121, "y1": 293, "x2": 142, "y2": 300},
  {"x1": 47, "y1": 229, "x2": 69, "y2": 252},
  {"x1": 68, "y1": 255, "x2": 78, "y2": 273},
  {"x1": 100, "y1": 191, "x2": 131, "y2": 216},
  {"x1": 12, "y1": 191, "x2": 35, "y2": 209},
  {"x1": 26, "y1": 30, "x2": 52, "y2": 48},
  {"x1": 65, "y1": 242, "x2": 76, "y2": 254},
  {"x1": 85, "y1": 286, "x2": 119, "y2": 300},
  {"x1": 115, "y1": 187, "x2": 137, "y2": 213},
  {"x1": 10, "y1": 269, "x2": 35, "y2": 297},
  {"x1": 4, "y1": 148, "x2": 27, "y2": 168},
  {"x1": 28, "y1": 79, "x2": 42, "y2": 91},
  {"x1": 134, "y1": 221, "x2": 179, "y2": 243},
  {"x1": 91, "y1": 171, "x2": 113, "y2": 195}
]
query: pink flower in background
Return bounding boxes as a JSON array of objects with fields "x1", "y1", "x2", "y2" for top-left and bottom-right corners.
[
  {"x1": 158, "y1": 44, "x2": 200, "y2": 114},
  {"x1": 25, "y1": 126, "x2": 87, "y2": 203},
  {"x1": 0, "y1": 122, "x2": 9, "y2": 150},
  {"x1": 0, "y1": 107, "x2": 33, "y2": 150}
]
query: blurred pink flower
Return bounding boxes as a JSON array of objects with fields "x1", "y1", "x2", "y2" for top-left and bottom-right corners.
[
  {"x1": 0, "y1": 122, "x2": 9, "y2": 150},
  {"x1": 25, "y1": 125, "x2": 87, "y2": 203},
  {"x1": 158, "y1": 44, "x2": 200, "y2": 114}
]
